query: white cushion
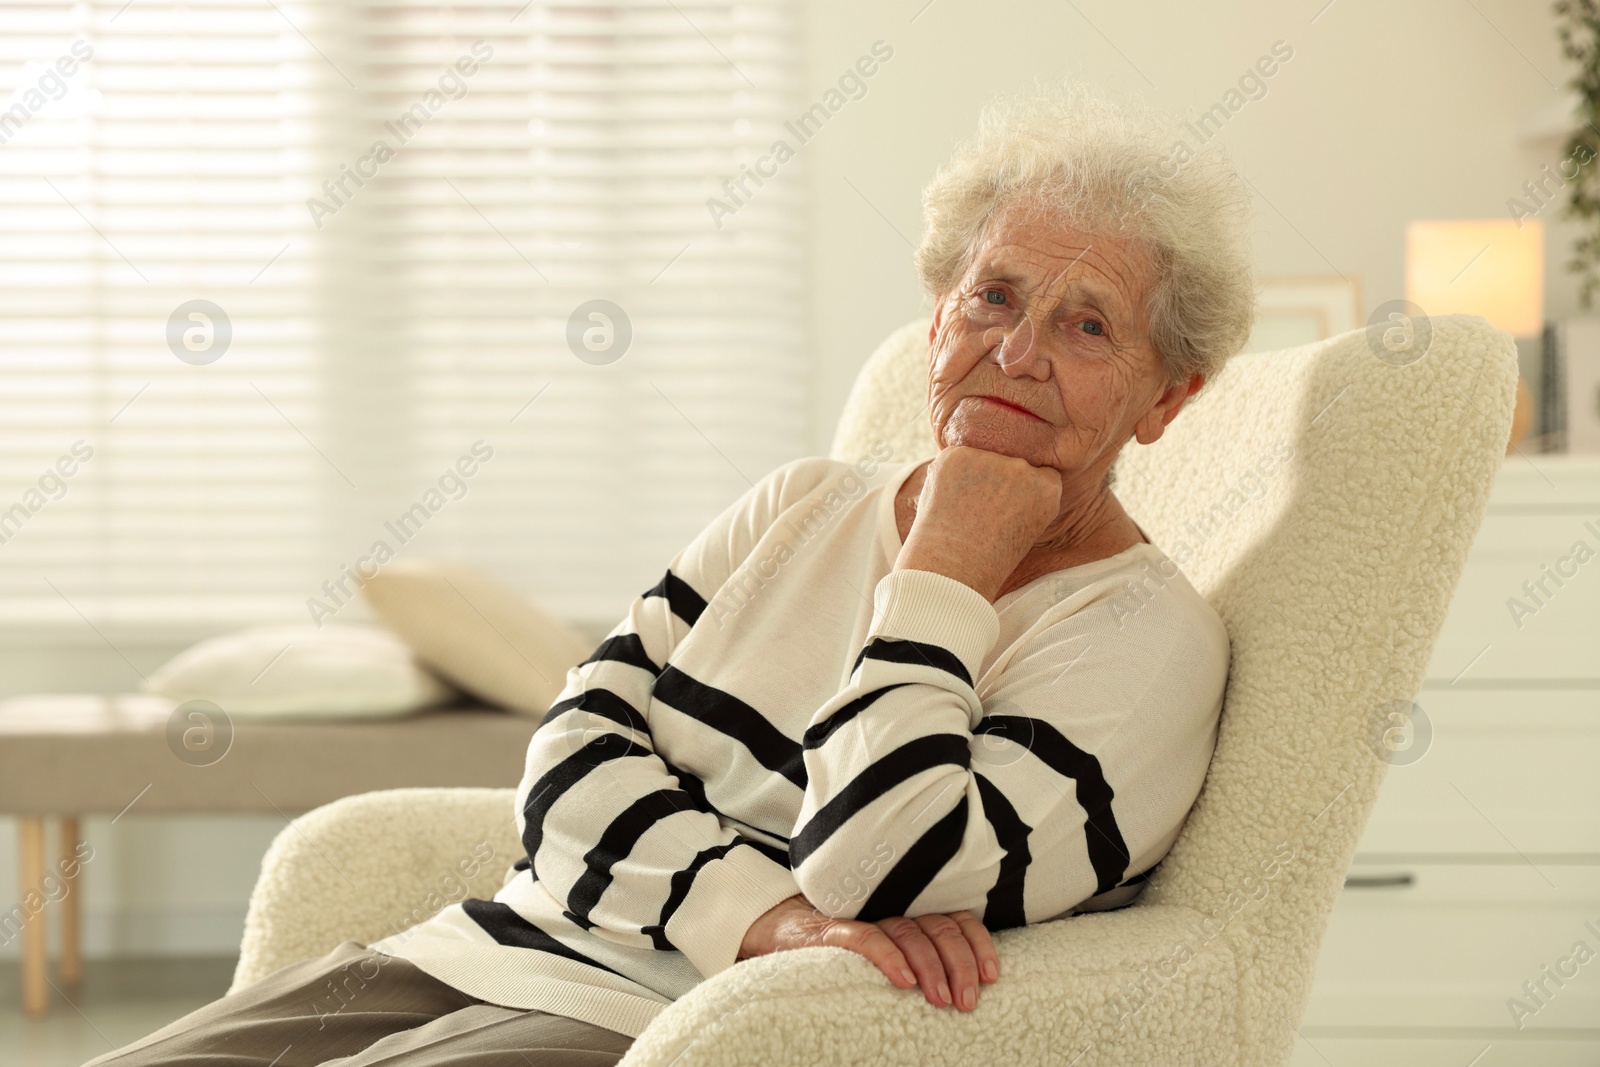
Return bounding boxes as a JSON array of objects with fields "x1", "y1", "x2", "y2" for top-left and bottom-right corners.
[
  {"x1": 359, "y1": 559, "x2": 592, "y2": 716},
  {"x1": 145, "y1": 624, "x2": 455, "y2": 719}
]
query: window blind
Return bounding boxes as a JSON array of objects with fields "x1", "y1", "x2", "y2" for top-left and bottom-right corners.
[{"x1": 0, "y1": 0, "x2": 807, "y2": 642}]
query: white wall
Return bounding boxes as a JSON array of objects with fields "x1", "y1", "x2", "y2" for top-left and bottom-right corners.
[
  {"x1": 1, "y1": 0, "x2": 1581, "y2": 959},
  {"x1": 796, "y1": 0, "x2": 1582, "y2": 452}
]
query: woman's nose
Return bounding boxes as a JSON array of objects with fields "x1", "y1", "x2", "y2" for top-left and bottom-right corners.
[{"x1": 981, "y1": 315, "x2": 1044, "y2": 374}]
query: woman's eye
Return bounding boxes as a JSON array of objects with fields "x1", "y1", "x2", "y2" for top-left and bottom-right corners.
[
  {"x1": 1079, "y1": 319, "x2": 1105, "y2": 336},
  {"x1": 982, "y1": 290, "x2": 1006, "y2": 305}
]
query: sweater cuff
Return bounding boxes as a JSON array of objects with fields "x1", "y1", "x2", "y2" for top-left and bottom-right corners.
[
  {"x1": 663, "y1": 844, "x2": 800, "y2": 980},
  {"x1": 869, "y1": 568, "x2": 1001, "y2": 690}
]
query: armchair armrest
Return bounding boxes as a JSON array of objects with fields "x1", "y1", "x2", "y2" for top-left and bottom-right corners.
[
  {"x1": 231, "y1": 787, "x2": 521, "y2": 991},
  {"x1": 620, "y1": 903, "x2": 1239, "y2": 1067}
]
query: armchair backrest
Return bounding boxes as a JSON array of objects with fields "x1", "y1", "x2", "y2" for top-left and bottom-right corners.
[{"x1": 829, "y1": 314, "x2": 1517, "y2": 1062}]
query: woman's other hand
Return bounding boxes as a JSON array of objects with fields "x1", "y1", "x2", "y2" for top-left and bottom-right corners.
[
  {"x1": 737, "y1": 894, "x2": 999, "y2": 1010},
  {"x1": 896, "y1": 444, "x2": 1061, "y2": 602}
]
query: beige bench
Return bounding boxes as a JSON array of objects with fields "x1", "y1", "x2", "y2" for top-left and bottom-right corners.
[{"x1": 0, "y1": 694, "x2": 535, "y2": 1016}]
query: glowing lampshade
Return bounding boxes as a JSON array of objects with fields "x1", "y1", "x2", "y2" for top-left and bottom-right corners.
[{"x1": 1405, "y1": 219, "x2": 1544, "y2": 337}]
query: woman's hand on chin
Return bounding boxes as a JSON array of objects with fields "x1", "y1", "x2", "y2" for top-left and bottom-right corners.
[
  {"x1": 897, "y1": 444, "x2": 1061, "y2": 602},
  {"x1": 737, "y1": 894, "x2": 999, "y2": 1011}
]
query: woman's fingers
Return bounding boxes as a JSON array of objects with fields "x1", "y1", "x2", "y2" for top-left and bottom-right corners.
[
  {"x1": 950, "y1": 910, "x2": 1000, "y2": 983},
  {"x1": 876, "y1": 917, "x2": 952, "y2": 1008},
  {"x1": 819, "y1": 920, "x2": 917, "y2": 991},
  {"x1": 814, "y1": 910, "x2": 1000, "y2": 1012},
  {"x1": 914, "y1": 914, "x2": 981, "y2": 1011}
]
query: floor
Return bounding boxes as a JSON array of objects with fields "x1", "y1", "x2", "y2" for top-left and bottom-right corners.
[{"x1": 0, "y1": 956, "x2": 236, "y2": 1067}]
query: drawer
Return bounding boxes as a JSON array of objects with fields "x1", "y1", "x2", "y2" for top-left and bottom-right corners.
[
  {"x1": 1357, "y1": 689, "x2": 1599, "y2": 854},
  {"x1": 1289, "y1": 1035, "x2": 1600, "y2": 1067},
  {"x1": 1302, "y1": 862, "x2": 1600, "y2": 1030},
  {"x1": 1425, "y1": 514, "x2": 1600, "y2": 682}
]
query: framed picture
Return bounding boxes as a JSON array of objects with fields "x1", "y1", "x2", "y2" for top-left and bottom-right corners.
[{"x1": 1245, "y1": 275, "x2": 1363, "y2": 352}]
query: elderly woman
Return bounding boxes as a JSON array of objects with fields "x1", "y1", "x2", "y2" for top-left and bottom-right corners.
[{"x1": 88, "y1": 81, "x2": 1251, "y2": 1066}]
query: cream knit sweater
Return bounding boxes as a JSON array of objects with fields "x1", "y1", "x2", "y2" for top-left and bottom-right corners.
[{"x1": 368, "y1": 453, "x2": 1230, "y2": 1038}]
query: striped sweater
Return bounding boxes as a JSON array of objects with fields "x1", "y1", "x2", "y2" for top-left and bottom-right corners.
[{"x1": 368, "y1": 454, "x2": 1230, "y2": 1038}]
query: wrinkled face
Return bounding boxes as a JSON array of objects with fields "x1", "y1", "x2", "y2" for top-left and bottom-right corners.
[{"x1": 927, "y1": 199, "x2": 1191, "y2": 478}]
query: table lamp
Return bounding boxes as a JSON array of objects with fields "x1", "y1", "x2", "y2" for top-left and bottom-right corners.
[{"x1": 1405, "y1": 219, "x2": 1543, "y2": 449}]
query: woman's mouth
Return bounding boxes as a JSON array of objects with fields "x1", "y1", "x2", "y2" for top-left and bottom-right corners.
[{"x1": 974, "y1": 395, "x2": 1046, "y2": 421}]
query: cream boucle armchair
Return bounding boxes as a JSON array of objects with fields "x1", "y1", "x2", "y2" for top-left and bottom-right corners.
[{"x1": 232, "y1": 316, "x2": 1517, "y2": 1066}]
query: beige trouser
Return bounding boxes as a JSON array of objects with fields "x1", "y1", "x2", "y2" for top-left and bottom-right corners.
[{"x1": 82, "y1": 940, "x2": 636, "y2": 1066}]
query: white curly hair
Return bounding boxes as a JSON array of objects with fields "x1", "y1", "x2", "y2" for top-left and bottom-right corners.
[{"x1": 915, "y1": 79, "x2": 1256, "y2": 392}]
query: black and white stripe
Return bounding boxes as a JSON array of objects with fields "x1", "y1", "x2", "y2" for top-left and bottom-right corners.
[
  {"x1": 802, "y1": 684, "x2": 911, "y2": 750},
  {"x1": 521, "y1": 735, "x2": 641, "y2": 862},
  {"x1": 462, "y1": 899, "x2": 626, "y2": 978},
  {"x1": 972, "y1": 773, "x2": 1032, "y2": 930},
  {"x1": 790, "y1": 733, "x2": 971, "y2": 866},
  {"x1": 638, "y1": 839, "x2": 781, "y2": 950},
  {"x1": 580, "y1": 633, "x2": 661, "y2": 676},
  {"x1": 564, "y1": 788, "x2": 698, "y2": 929},
  {"x1": 642, "y1": 569, "x2": 708, "y2": 628},
  {"x1": 857, "y1": 799, "x2": 969, "y2": 921},
  {"x1": 651, "y1": 666, "x2": 807, "y2": 789},
  {"x1": 973, "y1": 715, "x2": 1130, "y2": 896},
  {"x1": 851, "y1": 636, "x2": 973, "y2": 688}
]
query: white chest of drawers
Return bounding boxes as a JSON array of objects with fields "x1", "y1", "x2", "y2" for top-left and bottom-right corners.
[{"x1": 1292, "y1": 455, "x2": 1600, "y2": 1066}]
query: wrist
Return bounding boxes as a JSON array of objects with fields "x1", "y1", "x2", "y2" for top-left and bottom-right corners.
[
  {"x1": 737, "y1": 913, "x2": 771, "y2": 960},
  {"x1": 738, "y1": 893, "x2": 807, "y2": 960},
  {"x1": 894, "y1": 537, "x2": 1004, "y2": 603}
]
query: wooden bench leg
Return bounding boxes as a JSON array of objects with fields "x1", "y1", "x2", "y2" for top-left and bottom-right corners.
[
  {"x1": 59, "y1": 816, "x2": 81, "y2": 988},
  {"x1": 17, "y1": 817, "x2": 48, "y2": 1016}
]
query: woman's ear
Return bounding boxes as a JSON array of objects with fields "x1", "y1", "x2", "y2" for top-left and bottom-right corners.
[{"x1": 1132, "y1": 372, "x2": 1204, "y2": 446}]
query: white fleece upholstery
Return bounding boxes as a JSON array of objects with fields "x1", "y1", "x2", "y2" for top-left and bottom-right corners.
[{"x1": 233, "y1": 315, "x2": 1517, "y2": 1066}]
